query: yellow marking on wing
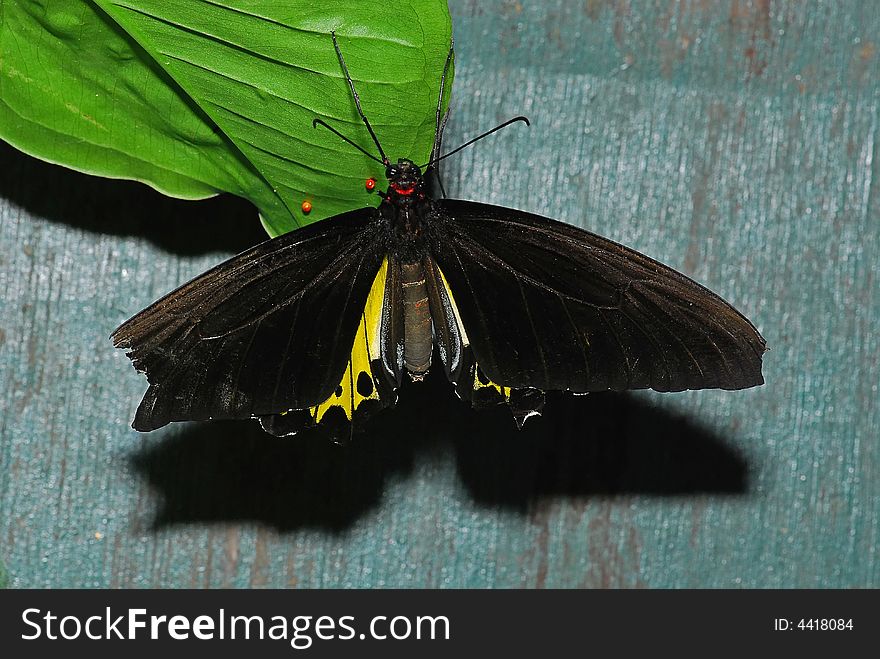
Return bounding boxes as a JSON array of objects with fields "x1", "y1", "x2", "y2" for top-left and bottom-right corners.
[
  {"x1": 474, "y1": 369, "x2": 511, "y2": 401},
  {"x1": 311, "y1": 257, "x2": 388, "y2": 423}
]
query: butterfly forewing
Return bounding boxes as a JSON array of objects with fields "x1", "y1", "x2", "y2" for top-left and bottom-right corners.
[
  {"x1": 431, "y1": 199, "x2": 766, "y2": 394},
  {"x1": 112, "y1": 209, "x2": 394, "y2": 433}
]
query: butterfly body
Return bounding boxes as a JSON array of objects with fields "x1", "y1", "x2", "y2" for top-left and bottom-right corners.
[{"x1": 113, "y1": 156, "x2": 766, "y2": 440}]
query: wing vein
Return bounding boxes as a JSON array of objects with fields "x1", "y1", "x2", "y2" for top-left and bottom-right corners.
[
  {"x1": 518, "y1": 277, "x2": 549, "y2": 385},
  {"x1": 596, "y1": 309, "x2": 631, "y2": 386},
  {"x1": 452, "y1": 234, "x2": 627, "y2": 310},
  {"x1": 229, "y1": 318, "x2": 261, "y2": 412},
  {"x1": 559, "y1": 294, "x2": 591, "y2": 388},
  {"x1": 271, "y1": 301, "x2": 300, "y2": 410},
  {"x1": 629, "y1": 288, "x2": 706, "y2": 384},
  {"x1": 448, "y1": 241, "x2": 498, "y2": 371}
]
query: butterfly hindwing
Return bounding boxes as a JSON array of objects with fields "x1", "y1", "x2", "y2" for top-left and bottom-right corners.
[
  {"x1": 112, "y1": 209, "x2": 393, "y2": 433},
  {"x1": 259, "y1": 257, "x2": 401, "y2": 438},
  {"x1": 422, "y1": 255, "x2": 546, "y2": 424},
  {"x1": 431, "y1": 199, "x2": 766, "y2": 394}
]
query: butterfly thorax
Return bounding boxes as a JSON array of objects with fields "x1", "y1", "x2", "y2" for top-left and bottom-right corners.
[{"x1": 381, "y1": 158, "x2": 434, "y2": 261}]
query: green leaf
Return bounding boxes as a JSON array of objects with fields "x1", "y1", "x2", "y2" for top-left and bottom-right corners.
[
  {"x1": 0, "y1": 1, "x2": 453, "y2": 235},
  {"x1": 0, "y1": 1, "x2": 261, "y2": 201}
]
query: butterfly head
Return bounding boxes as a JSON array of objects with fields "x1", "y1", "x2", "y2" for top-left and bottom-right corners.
[{"x1": 386, "y1": 159, "x2": 424, "y2": 199}]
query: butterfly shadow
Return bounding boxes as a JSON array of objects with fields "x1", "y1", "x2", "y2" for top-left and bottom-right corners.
[
  {"x1": 130, "y1": 369, "x2": 750, "y2": 534},
  {"x1": 0, "y1": 141, "x2": 266, "y2": 255}
]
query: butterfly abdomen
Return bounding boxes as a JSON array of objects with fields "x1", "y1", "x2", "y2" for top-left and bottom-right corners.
[{"x1": 400, "y1": 261, "x2": 432, "y2": 376}]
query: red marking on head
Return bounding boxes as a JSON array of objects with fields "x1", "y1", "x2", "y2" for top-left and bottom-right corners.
[
  {"x1": 365, "y1": 178, "x2": 376, "y2": 191},
  {"x1": 390, "y1": 182, "x2": 415, "y2": 196},
  {"x1": 301, "y1": 200, "x2": 312, "y2": 214}
]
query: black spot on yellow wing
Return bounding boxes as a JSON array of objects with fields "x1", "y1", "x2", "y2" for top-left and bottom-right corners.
[
  {"x1": 356, "y1": 371, "x2": 374, "y2": 397},
  {"x1": 310, "y1": 257, "x2": 388, "y2": 425}
]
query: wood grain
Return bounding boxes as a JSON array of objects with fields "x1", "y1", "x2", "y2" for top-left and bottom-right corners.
[{"x1": 1, "y1": 0, "x2": 877, "y2": 588}]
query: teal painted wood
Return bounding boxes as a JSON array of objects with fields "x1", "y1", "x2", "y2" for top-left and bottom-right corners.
[{"x1": 1, "y1": 1, "x2": 877, "y2": 588}]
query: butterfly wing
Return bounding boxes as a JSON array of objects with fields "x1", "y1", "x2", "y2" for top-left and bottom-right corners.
[
  {"x1": 431, "y1": 200, "x2": 766, "y2": 395},
  {"x1": 112, "y1": 208, "x2": 397, "y2": 435}
]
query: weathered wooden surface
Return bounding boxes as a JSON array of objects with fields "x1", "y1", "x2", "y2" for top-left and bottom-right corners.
[{"x1": 1, "y1": 1, "x2": 877, "y2": 588}]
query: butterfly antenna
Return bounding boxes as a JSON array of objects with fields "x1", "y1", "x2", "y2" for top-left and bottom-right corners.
[
  {"x1": 312, "y1": 118, "x2": 385, "y2": 164},
  {"x1": 331, "y1": 31, "x2": 389, "y2": 165},
  {"x1": 430, "y1": 41, "x2": 455, "y2": 198},
  {"x1": 421, "y1": 116, "x2": 530, "y2": 169}
]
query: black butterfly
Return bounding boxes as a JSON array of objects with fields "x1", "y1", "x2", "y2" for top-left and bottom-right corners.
[{"x1": 112, "y1": 35, "x2": 765, "y2": 440}]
